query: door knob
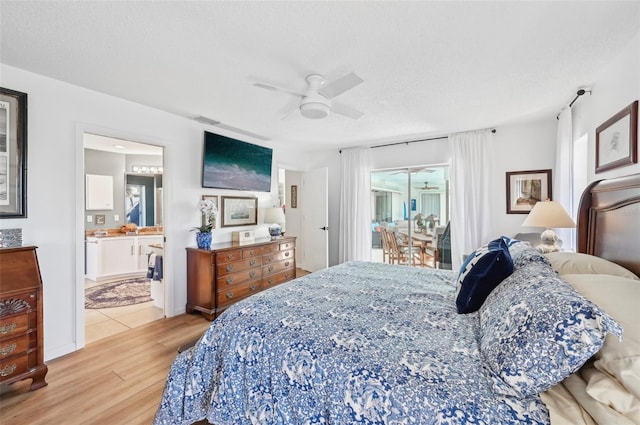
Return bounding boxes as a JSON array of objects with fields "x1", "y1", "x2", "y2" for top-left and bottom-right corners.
[{"x1": 319, "y1": 226, "x2": 329, "y2": 231}]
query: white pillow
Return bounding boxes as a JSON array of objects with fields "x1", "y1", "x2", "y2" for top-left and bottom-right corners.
[
  {"x1": 545, "y1": 252, "x2": 639, "y2": 280},
  {"x1": 562, "y1": 273, "x2": 640, "y2": 399}
]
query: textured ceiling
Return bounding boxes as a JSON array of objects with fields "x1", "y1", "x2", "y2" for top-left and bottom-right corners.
[{"x1": 1, "y1": 1, "x2": 639, "y2": 151}]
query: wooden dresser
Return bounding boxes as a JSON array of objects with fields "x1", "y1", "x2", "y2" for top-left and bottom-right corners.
[
  {"x1": 186, "y1": 236, "x2": 296, "y2": 320},
  {"x1": 0, "y1": 246, "x2": 48, "y2": 390}
]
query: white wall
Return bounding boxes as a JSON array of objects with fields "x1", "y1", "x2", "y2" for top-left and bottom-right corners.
[
  {"x1": 0, "y1": 64, "x2": 309, "y2": 360},
  {"x1": 490, "y1": 119, "x2": 557, "y2": 238}
]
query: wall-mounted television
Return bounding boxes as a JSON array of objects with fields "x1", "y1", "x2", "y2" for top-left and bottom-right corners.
[{"x1": 202, "y1": 131, "x2": 273, "y2": 192}]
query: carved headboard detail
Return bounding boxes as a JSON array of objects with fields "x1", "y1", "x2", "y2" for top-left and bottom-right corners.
[{"x1": 577, "y1": 173, "x2": 640, "y2": 276}]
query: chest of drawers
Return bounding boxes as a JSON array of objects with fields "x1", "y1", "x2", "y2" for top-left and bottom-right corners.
[
  {"x1": 0, "y1": 246, "x2": 48, "y2": 390},
  {"x1": 186, "y1": 237, "x2": 296, "y2": 320}
]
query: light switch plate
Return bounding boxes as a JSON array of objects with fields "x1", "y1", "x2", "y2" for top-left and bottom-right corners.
[
  {"x1": 87, "y1": 215, "x2": 93, "y2": 223},
  {"x1": 114, "y1": 214, "x2": 120, "y2": 222}
]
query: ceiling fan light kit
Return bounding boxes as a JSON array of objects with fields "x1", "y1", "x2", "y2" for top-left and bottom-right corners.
[{"x1": 300, "y1": 102, "x2": 330, "y2": 119}]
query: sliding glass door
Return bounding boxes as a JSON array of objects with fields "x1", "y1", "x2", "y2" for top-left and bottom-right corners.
[{"x1": 371, "y1": 165, "x2": 449, "y2": 265}]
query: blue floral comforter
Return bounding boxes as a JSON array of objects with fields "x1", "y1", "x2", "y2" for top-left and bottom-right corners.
[{"x1": 154, "y1": 261, "x2": 549, "y2": 425}]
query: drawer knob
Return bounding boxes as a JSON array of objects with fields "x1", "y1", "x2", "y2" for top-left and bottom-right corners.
[
  {"x1": 0, "y1": 323, "x2": 17, "y2": 335},
  {"x1": 0, "y1": 363, "x2": 16, "y2": 377},
  {"x1": 226, "y1": 292, "x2": 234, "y2": 299},
  {"x1": 285, "y1": 261, "x2": 290, "y2": 267},
  {"x1": 0, "y1": 342, "x2": 17, "y2": 356},
  {"x1": 249, "y1": 260, "x2": 256, "y2": 266},
  {"x1": 285, "y1": 251, "x2": 290, "y2": 257},
  {"x1": 227, "y1": 253, "x2": 233, "y2": 259},
  {"x1": 268, "y1": 256, "x2": 273, "y2": 262},
  {"x1": 249, "y1": 271, "x2": 256, "y2": 278},
  {"x1": 285, "y1": 272, "x2": 291, "y2": 279},
  {"x1": 268, "y1": 265, "x2": 274, "y2": 272},
  {"x1": 226, "y1": 277, "x2": 234, "y2": 284},
  {"x1": 268, "y1": 278, "x2": 274, "y2": 284},
  {"x1": 226, "y1": 264, "x2": 234, "y2": 272},
  {"x1": 250, "y1": 284, "x2": 257, "y2": 291},
  {"x1": 248, "y1": 250, "x2": 254, "y2": 256}
]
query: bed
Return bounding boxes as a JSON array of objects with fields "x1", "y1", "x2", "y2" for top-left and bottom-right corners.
[{"x1": 154, "y1": 173, "x2": 640, "y2": 425}]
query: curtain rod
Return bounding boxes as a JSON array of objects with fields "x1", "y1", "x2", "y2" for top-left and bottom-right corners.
[
  {"x1": 556, "y1": 88, "x2": 591, "y2": 119},
  {"x1": 339, "y1": 128, "x2": 496, "y2": 153}
]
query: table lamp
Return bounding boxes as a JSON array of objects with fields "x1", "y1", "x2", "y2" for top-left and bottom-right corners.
[
  {"x1": 264, "y1": 207, "x2": 286, "y2": 238},
  {"x1": 521, "y1": 200, "x2": 575, "y2": 253}
]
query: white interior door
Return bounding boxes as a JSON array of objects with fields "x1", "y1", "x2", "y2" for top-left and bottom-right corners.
[{"x1": 302, "y1": 167, "x2": 328, "y2": 272}]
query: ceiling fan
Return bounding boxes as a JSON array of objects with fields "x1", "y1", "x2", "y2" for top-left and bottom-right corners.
[
  {"x1": 414, "y1": 182, "x2": 439, "y2": 190},
  {"x1": 253, "y1": 72, "x2": 364, "y2": 120}
]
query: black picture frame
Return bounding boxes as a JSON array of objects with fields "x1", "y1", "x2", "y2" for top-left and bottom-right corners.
[
  {"x1": 0, "y1": 87, "x2": 27, "y2": 218},
  {"x1": 506, "y1": 169, "x2": 552, "y2": 214},
  {"x1": 595, "y1": 100, "x2": 638, "y2": 173}
]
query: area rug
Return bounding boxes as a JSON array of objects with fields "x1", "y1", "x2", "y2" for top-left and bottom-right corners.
[{"x1": 85, "y1": 277, "x2": 151, "y2": 309}]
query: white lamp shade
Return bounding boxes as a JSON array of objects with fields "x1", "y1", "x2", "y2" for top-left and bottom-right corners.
[
  {"x1": 264, "y1": 207, "x2": 285, "y2": 225},
  {"x1": 521, "y1": 200, "x2": 576, "y2": 228}
]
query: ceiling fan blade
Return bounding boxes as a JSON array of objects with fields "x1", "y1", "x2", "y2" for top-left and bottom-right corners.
[
  {"x1": 279, "y1": 100, "x2": 300, "y2": 121},
  {"x1": 253, "y1": 82, "x2": 305, "y2": 97},
  {"x1": 330, "y1": 101, "x2": 363, "y2": 120},
  {"x1": 318, "y1": 72, "x2": 363, "y2": 99}
]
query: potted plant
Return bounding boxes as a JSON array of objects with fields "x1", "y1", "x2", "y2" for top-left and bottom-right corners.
[{"x1": 192, "y1": 198, "x2": 218, "y2": 249}]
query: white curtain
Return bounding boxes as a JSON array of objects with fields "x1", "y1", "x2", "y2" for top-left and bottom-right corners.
[
  {"x1": 555, "y1": 106, "x2": 575, "y2": 250},
  {"x1": 339, "y1": 147, "x2": 372, "y2": 262},
  {"x1": 450, "y1": 130, "x2": 494, "y2": 270}
]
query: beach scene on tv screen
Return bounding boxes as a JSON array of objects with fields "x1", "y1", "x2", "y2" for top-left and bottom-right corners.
[{"x1": 203, "y1": 132, "x2": 273, "y2": 192}]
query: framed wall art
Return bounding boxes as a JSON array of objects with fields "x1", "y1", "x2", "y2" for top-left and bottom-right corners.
[
  {"x1": 506, "y1": 169, "x2": 552, "y2": 214},
  {"x1": 221, "y1": 196, "x2": 258, "y2": 227},
  {"x1": 595, "y1": 100, "x2": 638, "y2": 173},
  {"x1": 0, "y1": 87, "x2": 28, "y2": 218},
  {"x1": 291, "y1": 185, "x2": 297, "y2": 208}
]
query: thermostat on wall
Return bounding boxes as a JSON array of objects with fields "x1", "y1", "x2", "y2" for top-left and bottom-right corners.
[{"x1": 232, "y1": 230, "x2": 255, "y2": 242}]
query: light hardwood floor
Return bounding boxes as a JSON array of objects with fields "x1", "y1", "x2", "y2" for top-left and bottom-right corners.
[
  {"x1": 0, "y1": 313, "x2": 212, "y2": 425},
  {"x1": 1, "y1": 269, "x2": 311, "y2": 424}
]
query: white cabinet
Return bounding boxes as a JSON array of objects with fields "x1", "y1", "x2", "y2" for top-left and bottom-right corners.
[
  {"x1": 86, "y1": 235, "x2": 163, "y2": 281},
  {"x1": 136, "y1": 236, "x2": 164, "y2": 272}
]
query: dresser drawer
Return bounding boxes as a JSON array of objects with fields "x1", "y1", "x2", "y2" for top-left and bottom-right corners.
[
  {"x1": 0, "y1": 353, "x2": 29, "y2": 381},
  {"x1": 215, "y1": 250, "x2": 243, "y2": 264},
  {"x1": 0, "y1": 314, "x2": 29, "y2": 339},
  {"x1": 263, "y1": 269, "x2": 295, "y2": 288},
  {"x1": 0, "y1": 291, "x2": 37, "y2": 317},
  {"x1": 217, "y1": 281, "x2": 263, "y2": 307},
  {"x1": 0, "y1": 333, "x2": 28, "y2": 358},
  {"x1": 216, "y1": 257, "x2": 262, "y2": 276},
  {"x1": 263, "y1": 249, "x2": 293, "y2": 264},
  {"x1": 263, "y1": 259, "x2": 294, "y2": 276},
  {"x1": 216, "y1": 268, "x2": 261, "y2": 288},
  {"x1": 279, "y1": 241, "x2": 295, "y2": 251},
  {"x1": 242, "y1": 246, "x2": 268, "y2": 258}
]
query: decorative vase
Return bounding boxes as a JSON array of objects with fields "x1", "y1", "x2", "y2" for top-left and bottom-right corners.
[{"x1": 196, "y1": 232, "x2": 212, "y2": 250}]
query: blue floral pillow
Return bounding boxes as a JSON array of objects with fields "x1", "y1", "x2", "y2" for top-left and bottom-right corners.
[
  {"x1": 478, "y1": 260, "x2": 622, "y2": 398},
  {"x1": 456, "y1": 238, "x2": 514, "y2": 314}
]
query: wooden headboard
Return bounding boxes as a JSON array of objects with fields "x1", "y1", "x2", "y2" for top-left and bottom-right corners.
[{"x1": 577, "y1": 173, "x2": 640, "y2": 276}]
